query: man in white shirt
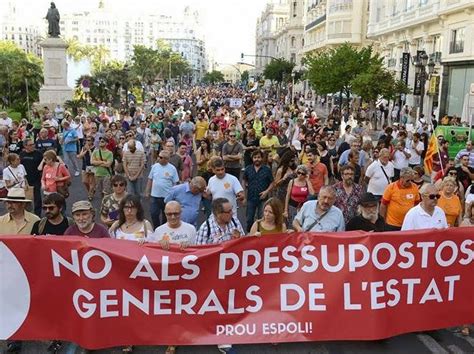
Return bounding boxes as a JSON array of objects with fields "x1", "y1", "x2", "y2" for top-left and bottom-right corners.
[
  {"x1": 206, "y1": 157, "x2": 244, "y2": 215},
  {"x1": 408, "y1": 132, "x2": 424, "y2": 167},
  {"x1": 401, "y1": 184, "x2": 448, "y2": 231},
  {"x1": 0, "y1": 111, "x2": 13, "y2": 128},
  {"x1": 364, "y1": 148, "x2": 394, "y2": 198},
  {"x1": 151, "y1": 201, "x2": 196, "y2": 248}
]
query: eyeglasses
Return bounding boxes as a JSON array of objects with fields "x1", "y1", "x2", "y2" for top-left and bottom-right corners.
[
  {"x1": 165, "y1": 212, "x2": 181, "y2": 217},
  {"x1": 426, "y1": 194, "x2": 441, "y2": 200},
  {"x1": 42, "y1": 205, "x2": 56, "y2": 210},
  {"x1": 123, "y1": 205, "x2": 137, "y2": 210},
  {"x1": 113, "y1": 183, "x2": 125, "y2": 187}
]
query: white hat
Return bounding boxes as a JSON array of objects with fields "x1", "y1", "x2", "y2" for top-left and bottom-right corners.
[{"x1": 0, "y1": 188, "x2": 32, "y2": 203}]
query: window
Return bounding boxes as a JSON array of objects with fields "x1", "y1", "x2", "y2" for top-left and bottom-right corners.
[
  {"x1": 293, "y1": 1, "x2": 297, "y2": 17},
  {"x1": 449, "y1": 28, "x2": 464, "y2": 54},
  {"x1": 291, "y1": 36, "x2": 296, "y2": 47}
]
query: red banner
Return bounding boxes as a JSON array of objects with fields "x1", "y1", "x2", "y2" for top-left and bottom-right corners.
[{"x1": 1, "y1": 228, "x2": 474, "y2": 349}]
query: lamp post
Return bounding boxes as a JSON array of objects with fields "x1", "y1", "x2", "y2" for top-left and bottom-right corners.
[
  {"x1": 123, "y1": 64, "x2": 130, "y2": 109},
  {"x1": 291, "y1": 71, "x2": 296, "y2": 105},
  {"x1": 413, "y1": 51, "x2": 435, "y2": 118}
]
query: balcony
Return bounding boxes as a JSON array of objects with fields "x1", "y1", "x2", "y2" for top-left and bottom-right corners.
[
  {"x1": 449, "y1": 41, "x2": 464, "y2": 54},
  {"x1": 305, "y1": 14, "x2": 326, "y2": 31},
  {"x1": 430, "y1": 52, "x2": 442, "y2": 63}
]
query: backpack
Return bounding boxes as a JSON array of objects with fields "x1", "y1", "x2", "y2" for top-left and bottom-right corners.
[{"x1": 38, "y1": 216, "x2": 75, "y2": 235}]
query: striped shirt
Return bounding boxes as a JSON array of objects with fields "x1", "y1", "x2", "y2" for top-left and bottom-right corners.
[
  {"x1": 123, "y1": 149, "x2": 146, "y2": 177},
  {"x1": 195, "y1": 214, "x2": 245, "y2": 245}
]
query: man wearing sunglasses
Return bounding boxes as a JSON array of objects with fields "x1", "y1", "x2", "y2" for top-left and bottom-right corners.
[{"x1": 401, "y1": 184, "x2": 448, "y2": 231}]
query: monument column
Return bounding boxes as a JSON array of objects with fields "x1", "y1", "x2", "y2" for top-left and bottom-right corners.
[{"x1": 38, "y1": 38, "x2": 73, "y2": 107}]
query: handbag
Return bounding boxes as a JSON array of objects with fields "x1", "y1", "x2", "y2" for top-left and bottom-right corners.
[{"x1": 56, "y1": 164, "x2": 70, "y2": 198}]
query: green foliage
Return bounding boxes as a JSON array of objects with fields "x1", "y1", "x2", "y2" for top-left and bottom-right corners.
[
  {"x1": 0, "y1": 41, "x2": 43, "y2": 118},
  {"x1": 130, "y1": 41, "x2": 191, "y2": 85},
  {"x1": 64, "y1": 98, "x2": 87, "y2": 116},
  {"x1": 241, "y1": 70, "x2": 250, "y2": 83},
  {"x1": 305, "y1": 43, "x2": 410, "y2": 104},
  {"x1": 66, "y1": 38, "x2": 110, "y2": 72},
  {"x1": 263, "y1": 58, "x2": 295, "y2": 83},
  {"x1": 202, "y1": 71, "x2": 225, "y2": 84}
]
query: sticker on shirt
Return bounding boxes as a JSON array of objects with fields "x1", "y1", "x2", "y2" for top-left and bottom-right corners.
[
  {"x1": 406, "y1": 194, "x2": 414, "y2": 199},
  {"x1": 165, "y1": 172, "x2": 170, "y2": 177},
  {"x1": 224, "y1": 182, "x2": 231, "y2": 189}
]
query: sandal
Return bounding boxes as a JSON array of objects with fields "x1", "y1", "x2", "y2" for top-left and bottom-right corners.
[
  {"x1": 122, "y1": 345, "x2": 133, "y2": 352},
  {"x1": 165, "y1": 346, "x2": 177, "y2": 354}
]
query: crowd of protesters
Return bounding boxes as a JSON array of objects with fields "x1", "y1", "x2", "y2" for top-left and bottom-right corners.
[{"x1": 1, "y1": 85, "x2": 474, "y2": 352}]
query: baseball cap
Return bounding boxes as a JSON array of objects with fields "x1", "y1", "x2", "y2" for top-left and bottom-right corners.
[{"x1": 72, "y1": 200, "x2": 93, "y2": 213}]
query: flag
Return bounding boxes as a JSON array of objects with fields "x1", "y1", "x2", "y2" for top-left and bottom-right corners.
[{"x1": 424, "y1": 134, "x2": 438, "y2": 174}]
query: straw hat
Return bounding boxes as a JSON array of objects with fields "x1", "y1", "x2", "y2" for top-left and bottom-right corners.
[{"x1": 0, "y1": 188, "x2": 32, "y2": 202}]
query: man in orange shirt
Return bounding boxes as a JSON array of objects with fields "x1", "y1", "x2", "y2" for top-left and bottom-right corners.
[
  {"x1": 306, "y1": 148, "x2": 328, "y2": 196},
  {"x1": 380, "y1": 167, "x2": 420, "y2": 231}
]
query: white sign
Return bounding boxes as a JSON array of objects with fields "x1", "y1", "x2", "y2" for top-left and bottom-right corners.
[{"x1": 229, "y1": 98, "x2": 243, "y2": 108}]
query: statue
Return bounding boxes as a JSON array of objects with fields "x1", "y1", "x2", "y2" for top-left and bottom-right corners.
[{"x1": 45, "y1": 2, "x2": 60, "y2": 37}]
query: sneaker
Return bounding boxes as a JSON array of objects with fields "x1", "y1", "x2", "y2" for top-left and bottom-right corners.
[{"x1": 74, "y1": 171, "x2": 80, "y2": 177}]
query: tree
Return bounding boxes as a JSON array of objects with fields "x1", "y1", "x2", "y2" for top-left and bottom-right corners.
[
  {"x1": 0, "y1": 41, "x2": 43, "y2": 118},
  {"x1": 65, "y1": 38, "x2": 110, "y2": 72},
  {"x1": 241, "y1": 70, "x2": 249, "y2": 84},
  {"x1": 305, "y1": 43, "x2": 378, "y2": 103},
  {"x1": 202, "y1": 71, "x2": 225, "y2": 84},
  {"x1": 263, "y1": 58, "x2": 295, "y2": 84}
]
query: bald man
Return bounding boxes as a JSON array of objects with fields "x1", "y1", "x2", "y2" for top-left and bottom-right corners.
[{"x1": 150, "y1": 201, "x2": 197, "y2": 248}]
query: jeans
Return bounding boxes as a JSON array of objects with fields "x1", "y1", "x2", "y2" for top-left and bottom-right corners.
[
  {"x1": 150, "y1": 197, "x2": 166, "y2": 229},
  {"x1": 246, "y1": 199, "x2": 264, "y2": 232},
  {"x1": 63, "y1": 151, "x2": 79, "y2": 173},
  {"x1": 127, "y1": 178, "x2": 142, "y2": 195}
]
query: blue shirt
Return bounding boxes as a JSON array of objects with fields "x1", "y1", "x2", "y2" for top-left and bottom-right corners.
[
  {"x1": 63, "y1": 129, "x2": 78, "y2": 152},
  {"x1": 243, "y1": 164, "x2": 273, "y2": 202},
  {"x1": 164, "y1": 183, "x2": 202, "y2": 226},
  {"x1": 338, "y1": 149, "x2": 366, "y2": 167},
  {"x1": 148, "y1": 162, "x2": 179, "y2": 198},
  {"x1": 294, "y1": 200, "x2": 345, "y2": 232}
]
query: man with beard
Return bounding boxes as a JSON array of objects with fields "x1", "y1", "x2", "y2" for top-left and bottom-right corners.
[
  {"x1": 31, "y1": 193, "x2": 74, "y2": 235},
  {"x1": 243, "y1": 150, "x2": 274, "y2": 232},
  {"x1": 333, "y1": 165, "x2": 363, "y2": 225},
  {"x1": 65, "y1": 201, "x2": 109, "y2": 237},
  {"x1": 346, "y1": 193, "x2": 385, "y2": 232}
]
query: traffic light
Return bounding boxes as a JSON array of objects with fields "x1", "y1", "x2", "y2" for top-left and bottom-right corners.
[{"x1": 241, "y1": 53, "x2": 244, "y2": 60}]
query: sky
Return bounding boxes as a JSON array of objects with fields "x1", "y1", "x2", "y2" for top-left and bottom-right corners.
[{"x1": 0, "y1": 0, "x2": 270, "y2": 64}]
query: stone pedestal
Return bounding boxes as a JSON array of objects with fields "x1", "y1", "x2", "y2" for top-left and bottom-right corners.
[{"x1": 39, "y1": 37, "x2": 73, "y2": 108}]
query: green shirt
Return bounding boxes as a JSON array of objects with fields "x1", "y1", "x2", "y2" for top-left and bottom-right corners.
[{"x1": 92, "y1": 149, "x2": 113, "y2": 177}]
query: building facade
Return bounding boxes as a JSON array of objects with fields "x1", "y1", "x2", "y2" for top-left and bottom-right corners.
[
  {"x1": 302, "y1": 0, "x2": 370, "y2": 55},
  {"x1": 367, "y1": 0, "x2": 474, "y2": 119},
  {"x1": 1, "y1": 1, "x2": 42, "y2": 56},
  {"x1": 255, "y1": 0, "x2": 290, "y2": 74},
  {"x1": 59, "y1": 4, "x2": 208, "y2": 82}
]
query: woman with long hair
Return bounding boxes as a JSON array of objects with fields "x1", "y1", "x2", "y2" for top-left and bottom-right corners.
[
  {"x1": 109, "y1": 194, "x2": 153, "y2": 241},
  {"x1": 317, "y1": 141, "x2": 334, "y2": 178},
  {"x1": 273, "y1": 150, "x2": 297, "y2": 200},
  {"x1": 250, "y1": 198, "x2": 287, "y2": 235},
  {"x1": 241, "y1": 128, "x2": 259, "y2": 167},
  {"x1": 77, "y1": 137, "x2": 96, "y2": 200},
  {"x1": 195, "y1": 138, "x2": 213, "y2": 176}
]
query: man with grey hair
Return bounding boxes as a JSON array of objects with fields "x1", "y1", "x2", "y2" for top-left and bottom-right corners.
[
  {"x1": 293, "y1": 185, "x2": 345, "y2": 232},
  {"x1": 380, "y1": 167, "x2": 420, "y2": 231},
  {"x1": 346, "y1": 193, "x2": 385, "y2": 232},
  {"x1": 365, "y1": 148, "x2": 394, "y2": 198},
  {"x1": 402, "y1": 184, "x2": 448, "y2": 230},
  {"x1": 164, "y1": 176, "x2": 207, "y2": 227}
]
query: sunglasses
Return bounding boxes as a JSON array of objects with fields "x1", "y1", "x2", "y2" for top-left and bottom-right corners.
[
  {"x1": 426, "y1": 194, "x2": 441, "y2": 200},
  {"x1": 165, "y1": 212, "x2": 181, "y2": 217},
  {"x1": 113, "y1": 183, "x2": 125, "y2": 187},
  {"x1": 297, "y1": 171, "x2": 307, "y2": 176},
  {"x1": 449, "y1": 172, "x2": 457, "y2": 175}
]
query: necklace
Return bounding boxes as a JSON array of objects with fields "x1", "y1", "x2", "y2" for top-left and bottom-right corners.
[{"x1": 124, "y1": 220, "x2": 137, "y2": 228}]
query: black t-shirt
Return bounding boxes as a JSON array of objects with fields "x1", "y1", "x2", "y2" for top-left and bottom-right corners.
[
  {"x1": 456, "y1": 166, "x2": 474, "y2": 190},
  {"x1": 31, "y1": 217, "x2": 71, "y2": 236},
  {"x1": 36, "y1": 139, "x2": 57, "y2": 154},
  {"x1": 8, "y1": 141, "x2": 23, "y2": 154},
  {"x1": 346, "y1": 215, "x2": 385, "y2": 232},
  {"x1": 20, "y1": 150, "x2": 43, "y2": 184}
]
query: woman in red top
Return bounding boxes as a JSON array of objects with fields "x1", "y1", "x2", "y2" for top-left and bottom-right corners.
[{"x1": 284, "y1": 165, "x2": 315, "y2": 226}]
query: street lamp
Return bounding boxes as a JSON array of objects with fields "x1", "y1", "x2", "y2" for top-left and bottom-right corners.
[
  {"x1": 291, "y1": 71, "x2": 296, "y2": 105},
  {"x1": 412, "y1": 50, "x2": 435, "y2": 118},
  {"x1": 123, "y1": 64, "x2": 130, "y2": 109}
]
